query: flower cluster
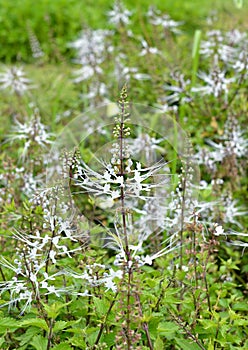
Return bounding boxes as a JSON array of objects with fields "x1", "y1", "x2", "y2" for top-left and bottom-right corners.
[
  {"x1": 7, "y1": 113, "x2": 53, "y2": 160},
  {"x1": 200, "y1": 29, "x2": 248, "y2": 68},
  {"x1": 195, "y1": 114, "x2": 248, "y2": 172},
  {"x1": 163, "y1": 71, "x2": 192, "y2": 105},
  {"x1": 69, "y1": 28, "x2": 113, "y2": 83},
  {"x1": 147, "y1": 6, "x2": 183, "y2": 34},
  {"x1": 192, "y1": 57, "x2": 235, "y2": 98},
  {"x1": 107, "y1": 1, "x2": 132, "y2": 27},
  {"x1": 0, "y1": 66, "x2": 33, "y2": 96}
]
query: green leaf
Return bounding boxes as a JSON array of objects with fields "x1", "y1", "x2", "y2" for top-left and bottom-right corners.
[
  {"x1": 191, "y1": 29, "x2": 202, "y2": 85},
  {"x1": 62, "y1": 327, "x2": 82, "y2": 334},
  {"x1": 154, "y1": 336, "x2": 164, "y2": 350},
  {"x1": 17, "y1": 327, "x2": 41, "y2": 346},
  {"x1": 198, "y1": 319, "x2": 218, "y2": 333},
  {"x1": 30, "y1": 335, "x2": 48, "y2": 350},
  {"x1": 233, "y1": 302, "x2": 248, "y2": 311},
  {"x1": 0, "y1": 337, "x2": 5, "y2": 347},
  {"x1": 53, "y1": 320, "x2": 68, "y2": 332},
  {"x1": 86, "y1": 327, "x2": 99, "y2": 346},
  {"x1": 157, "y1": 321, "x2": 179, "y2": 340},
  {"x1": 176, "y1": 338, "x2": 203, "y2": 350},
  {"x1": 106, "y1": 102, "x2": 119, "y2": 117},
  {"x1": 146, "y1": 278, "x2": 157, "y2": 288},
  {"x1": 52, "y1": 342, "x2": 73, "y2": 350},
  {"x1": 42, "y1": 301, "x2": 70, "y2": 319},
  {"x1": 93, "y1": 297, "x2": 109, "y2": 316},
  {"x1": 234, "y1": 319, "x2": 248, "y2": 326},
  {"x1": 157, "y1": 321, "x2": 178, "y2": 334},
  {"x1": 21, "y1": 318, "x2": 49, "y2": 331},
  {"x1": 103, "y1": 332, "x2": 116, "y2": 347},
  {"x1": 0, "y1": 317, "x2": 19, "y2": 333},
  {"x1": 207, "y1": 340, "x2": 214, "y2": 350},
  {"x1": 69, "y1": 335, "x2": 86, "y2": 348}
]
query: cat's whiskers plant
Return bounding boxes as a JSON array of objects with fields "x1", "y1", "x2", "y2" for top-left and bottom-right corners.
[
  {"x1": 112, "y1": 85, "x2": 140, "y2": 349},
  {"x1": 74, "y1": 86, "x2": 179, "y2": 349}
]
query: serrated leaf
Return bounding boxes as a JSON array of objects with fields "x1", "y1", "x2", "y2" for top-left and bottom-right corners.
[
  {"x1": 198, "y1": 319, "x2": 217, "y2": 332},
  {"x1": 234, "y1": 319, "x2": 248, "y2": 326},
  {"x1": 21, "y1": 318, "x2": 49, "y2": 331},
  {"x1": 69, "y1": 335, "x2": 86, "y2": 348},
  {"x1": 154, "y1": 336, "x2": 163, "y2": 350},
  {"x1": 30, "y1": 335, "x2": 48, "y2": 350},
  {"x1": 17, "y1": 327, "x2": 40, "y2": 346},
  {"x1": 87, "y1": 331, "x2": 98, "y2": 346},
  {"x1": 0, "y1": 317, "x2": 19, "y2": 333},
  {"x1": 146, "y1": 278, "x2": 157, "y2": 288},
  {"x1": 176, "y1": 338, "x2": 202, "y2": 350},
  {"x1": 53, "y1": 320, "x2": 68, "y2": 332},
  {"x1": 62, "y1": 328, "x2": 82, "y2": 334},
  {"x1": 233, "y1": 302, "x2": 248, "y2": 311},
  {"x1": 66, "y1": 318, "x2": 82, "y2": 327},
  {"x1": 157, "y1": 321, "x2": 178, "y2": 334},
  {"x1": 103, "y1": 332, "x2": 116, "y2": 347},
  {"x1": 52, "y1": 342, "x2": 73, "y2": 350},
  {"x1": 93, "y1": 297, "x2": 109, "y2": 316},
  {"x1": 42, "y1": 301, "x2": 71, "y2": 319}
]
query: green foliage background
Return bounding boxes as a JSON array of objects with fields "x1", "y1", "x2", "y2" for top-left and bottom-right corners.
[{"x1": 0, "y1": 0, "x2": 247, "y2": 62}]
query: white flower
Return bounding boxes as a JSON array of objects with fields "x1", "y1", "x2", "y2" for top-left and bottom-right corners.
[
  {"x1": 223, "y1": 197, "x2": 247, "y2": 228},
  {"x1": 208, "y1": 71, "x2": 233, "y2": 96},
  {"x1": 73, "y1": 65, "x2": 102, "y2": 83},
  {"x1": 0, "y1": 66, "x2": 33, "y2": 95},
  {"x1": 139, "y1": 39, "x2": 160, "y2": 56},
  {"x1": 114, "y1": 62, "x2": 150, "y2": 81},
  {"x1": 192, "y1": 66, "x2": 235, "y2": 98},
  {"x1": 148, "y1": 6, "x2": 183, "y2": 34},
  {"x1": 163, "y1": 72, "x2": 191, "y2": 105},
  {"x1": 195, "y1": 114, "x2": 248, "y2": 172},
  {"x1": 200, "y1": 30, "x2": 235, "y2": 62},
  {"x1": 80, "y1": 82, "x2": 109, "y2": 107},
  {"x1": 69, "y1": 29, "x2": 112, "y2": 66},
  {"x1": 143, "y1": 255, "x2": 153, "y2": 265},
  {"x1": 107, "y1": 1, "x2": 132, "y2": 26},
  {"x1": 182, "y1": 265, "x2": 189, "y2": 272},
  {"x1": 75, "y1": 158, "x2": 168, "y2": 205},
  {"x1": 41, "y1": 281, "x2": 48, "y2": 289},
  {"x1": 214, "y1": 225, "x2": 224, "y2": 236},
  {"x1": 49, "y1": 250, "x2": 57, "y2": 264},
  {"x1": 128, "y1": 133, "x2": 165, "y2": 164},
  {"x1": 7, "y1": 115, "x2": 53, "y2": 160},
  {"x1": 200, "y1": 29, "x2": 248, "y2": 67}
]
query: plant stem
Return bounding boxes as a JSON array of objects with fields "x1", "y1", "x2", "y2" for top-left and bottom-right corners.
[
  {"x1": 118, "y1": 87, "x2": 132, "y2": 350},
  {"x1": 46, "y1": 319, "x2": 54, "y2": 350},
  {"x1": 135, "y1": 293, "x2": 154, "y2": 350},
  {"x1": 202, "y1": 243, "x2": 212, "y2": 313},
  {"x1": 0, "y1": 266, "x2": 6, "y2": 282},
  {"x1": 94, "y1": 292, "x2": 118, "y2": 348},
  {"x1": 169, "y1": 310, "x2": 206, "y2": 350},
  {"x1": 119, "y1": 98, "x2": 129, "y2": 253}
]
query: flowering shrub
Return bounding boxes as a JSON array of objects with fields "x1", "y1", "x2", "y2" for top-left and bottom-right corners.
[{"x1": 0, "y1": 1, "x2": 247, "y2": 350}]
